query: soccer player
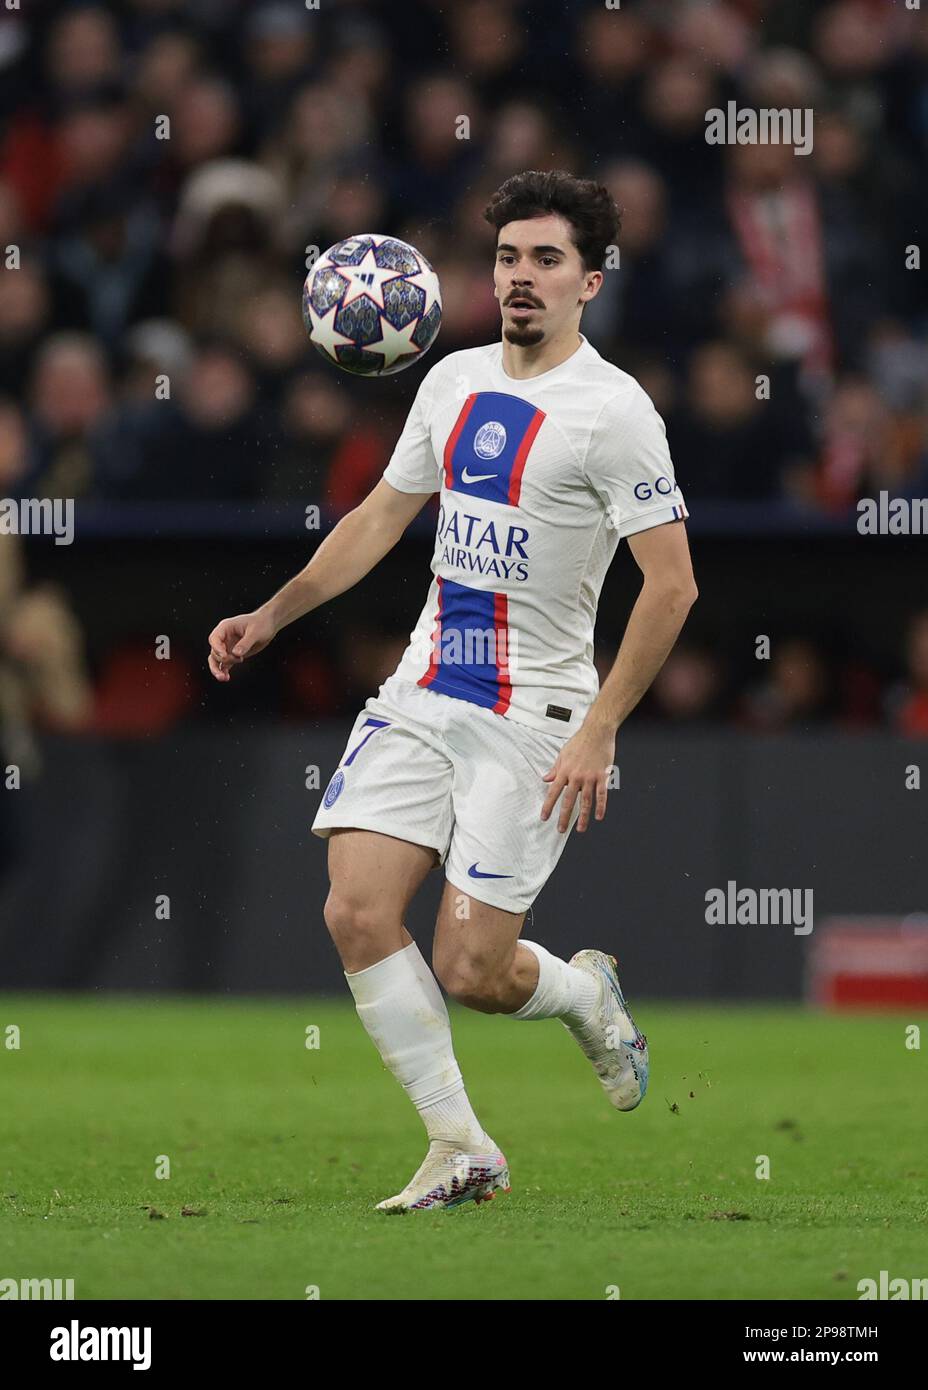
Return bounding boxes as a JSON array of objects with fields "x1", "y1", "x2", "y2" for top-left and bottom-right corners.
[{"x1": 208, "y1": 171, "x2": 697, "y2": 1212}]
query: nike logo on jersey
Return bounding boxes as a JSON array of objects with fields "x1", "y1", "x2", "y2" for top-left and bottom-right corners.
[
  {"x1": 467, "y1": 862, "x2": 514, "y2": 879},
  {"x1": 461, "y1": 466, "x2": 498, "y2": 484}
]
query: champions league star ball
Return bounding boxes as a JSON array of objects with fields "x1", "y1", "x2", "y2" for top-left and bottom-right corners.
[{"x1": 302, "y1": 233, "x2": 442, "y2": 376}]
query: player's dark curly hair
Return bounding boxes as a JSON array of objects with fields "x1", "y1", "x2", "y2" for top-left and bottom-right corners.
[{"x1": 483, "y1": 170, "x2": 621, "y2": 273}]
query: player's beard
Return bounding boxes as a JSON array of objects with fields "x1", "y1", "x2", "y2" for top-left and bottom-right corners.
[{"x1": 503, "y1": 320, "x2": 545, "y2": 347}]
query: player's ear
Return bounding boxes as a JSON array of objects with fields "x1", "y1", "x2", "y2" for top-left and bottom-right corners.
[{"x1": 581, "y1": 271, "x2": 603, "y2": 303}]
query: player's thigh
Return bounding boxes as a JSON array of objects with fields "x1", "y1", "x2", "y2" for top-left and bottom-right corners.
[
  {"x1": 327, "y1": 826, "x2": 437, "y2": 923},
  {"x1": 432, "y1": 880, "x2": 526, "y2": 990},
  {"x1": 324, "y1": 829, "x2": 437, "y2": 971},
  {"x1": 443, "y1": 711, "x2": 578, "y2": 918}
]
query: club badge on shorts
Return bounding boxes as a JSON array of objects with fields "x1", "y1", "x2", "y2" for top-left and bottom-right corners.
[{"x1": 323, "y1": 770, "x2": 345, "y2": 808}]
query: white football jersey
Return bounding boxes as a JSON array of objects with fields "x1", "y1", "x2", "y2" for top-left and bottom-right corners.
[{"x1": 382, "y1": 333, "x2": 688, "y2": 735}]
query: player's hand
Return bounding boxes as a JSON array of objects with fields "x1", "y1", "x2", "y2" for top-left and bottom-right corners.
[
  {"x1": 540, "y1": 720, "x2": 616, "y2": 833},
  {"x1": 207, "y1": 608, "x2": 277, "y2": 681}
]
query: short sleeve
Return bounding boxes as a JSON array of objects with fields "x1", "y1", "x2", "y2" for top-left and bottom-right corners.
[
  {"x1": 583, "y1": 388, "x2": 688, "y2": 539},
  {"x1": 382, "y1": 363, "x2": 442, "y2": 495}
]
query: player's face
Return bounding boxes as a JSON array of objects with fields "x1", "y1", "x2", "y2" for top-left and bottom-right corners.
[{"x1": 493, "y1": 214, "x2": 600, "y2": 347}]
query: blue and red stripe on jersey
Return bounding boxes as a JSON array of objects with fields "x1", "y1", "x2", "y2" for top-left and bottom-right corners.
[
  {"x1": 425, "y1": 391, "x2": 540, "y2": 711},
  {"x1": 442, "y1": 392, "x2": 544, "y2": 507},
  {"x1": 418, "y1": 576, "x2": 512, "y2": 714}
]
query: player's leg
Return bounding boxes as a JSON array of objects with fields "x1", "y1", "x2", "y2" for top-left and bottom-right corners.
[
  {"x1": 432, "y1": 883, "x2": 596, "y2": 1021},
  {"x1": 313, "y1": 690, "x2": 506, "y2": 1209},
  {"x1": 324, "y1": 834, "x2": 497, "y2": 1159},
  {"x1": 327, "y1": 827, "x2": 487, "y2": 1146},
  {"x1": 323, "y1": 826, "x2": 425, "y2": 972},
  {"x1": 433, "y1": 880, "x2": 648, "y2": 1110},
  {"x1": 323, "y1": 829, "x2": 508, "y2": 1213},
  {"x1": 440, "y1": 705, "x2": 649, "y2": 1112},
  {"x1": 313, "y1": 681, "x2": 519, "y2": 1206}
]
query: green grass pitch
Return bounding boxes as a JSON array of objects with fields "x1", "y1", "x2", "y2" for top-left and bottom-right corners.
[{"x1": 0, "y1": 995, "x2": 924, "y2": 1300}]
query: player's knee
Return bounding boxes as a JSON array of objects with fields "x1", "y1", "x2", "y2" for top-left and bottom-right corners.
[
  {"x1": 323, "y1": 890, "x2": 388, "y2": 955},
  {"x1": 435, "y1": 952, "x2": 505, "y2": 1013}
]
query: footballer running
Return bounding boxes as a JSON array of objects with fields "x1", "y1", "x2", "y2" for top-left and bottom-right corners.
[{"x1": 208, "y1": 171, "x2": 697, "y2": 1212}]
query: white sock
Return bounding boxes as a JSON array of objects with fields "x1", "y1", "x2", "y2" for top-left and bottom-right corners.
[
  {"x1": 510, "y1": 940, "x2": 599, "y2": 1024},
  {"x1": 345, "y1": 941, "x2": 492, "y2": 1151}
]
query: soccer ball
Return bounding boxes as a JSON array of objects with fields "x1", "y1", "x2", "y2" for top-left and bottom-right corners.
[{"x1": 302, "y1": 233, "x2": 442, "y2": 376}]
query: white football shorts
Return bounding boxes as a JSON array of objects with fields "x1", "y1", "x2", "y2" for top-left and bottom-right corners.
[{"x1": 311, "y1": 674, "x2": 580, "y2": 913}]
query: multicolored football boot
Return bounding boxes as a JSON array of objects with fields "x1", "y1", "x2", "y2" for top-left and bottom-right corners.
[
  {"x1": 562, "y1": 949, "x2": 649, "y2": 1111},
  {"x1": 375, "y1": 1140, "x2": 510, "y2": 1213}
]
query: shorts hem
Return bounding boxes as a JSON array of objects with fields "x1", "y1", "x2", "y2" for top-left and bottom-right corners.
[
  {"x1": 312, "y1": 814, "x2": 448, "y2": 861},
  {"x1": 444, "y1": 865, "x2": 533, "y2": 916}
]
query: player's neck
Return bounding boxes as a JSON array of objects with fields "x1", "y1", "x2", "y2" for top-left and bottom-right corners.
[{"x1": 500, "y1": 328, "x2": 583, "y2": 380}]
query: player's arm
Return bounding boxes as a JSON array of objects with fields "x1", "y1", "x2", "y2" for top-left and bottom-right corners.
[
  {"x1": 586, "y1": 519, "x2": 697, "y2": 732},
  {"x1": 542, "y1": 384, "x2": 696, "y2": 832},
  {"x1": 207, "y1": 479, "x2": 432, "y2": 682},
  {"x1": 544, "y1": 519, "x2": 694, "y2": 828},
  {"x1": 541, "y1": 519, "x2": 697, "y2": 831}
]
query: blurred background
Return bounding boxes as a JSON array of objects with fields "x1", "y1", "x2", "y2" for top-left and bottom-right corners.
[{"x1": 1, "y1": 0, "x2": 926, "y2": 998}]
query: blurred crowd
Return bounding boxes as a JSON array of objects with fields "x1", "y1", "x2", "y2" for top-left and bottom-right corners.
[
  {"x1": 1, "y1": 0, "x2": 927, "y2": 510},
  {"x1": 608, "y1": 615, "x2": 928, "y2": 736},
  {"x1": 1, "y1": 0, "x2": 927, "y2": 752}
]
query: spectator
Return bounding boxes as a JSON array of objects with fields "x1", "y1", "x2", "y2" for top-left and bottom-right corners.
[
  {"x1": 739, "y1": 637, "x2": 834, "y2": 730},
  {"x1": 46, "y1": 177, "x2": 168, "y2": 350},
  {"x1": 25, "y1": 333, "x2": 113, "y2": 499},
  {"x1": 888, "y1": 611, "x2": 928, "y2": 738},
  {"x1": 669, "y1": 342, "x2": 794, "y2": 500},
  {"x1": 262, "y1": 371, "x2": 389, "y2": 511},
  {"x1": 0, "y1": 255, "x2": 51, "y2": 400},
  {"x1": 586, "y1": 160, "x2": 673, "y2": 358},
  {"x1": 169, "y1": 160, "x2": 287, "y2": 339},
  {"x1": 647, "y1": 645, "x2": 728, "y2": 725},
  {"x1": 97, "y1": 344, "x2": 267, "y2": 500},
  {"x1": 0, "y1": 515, "x2": 92, "y2": 883}
]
